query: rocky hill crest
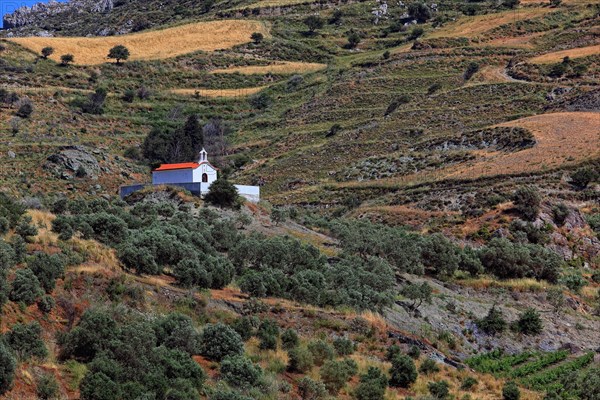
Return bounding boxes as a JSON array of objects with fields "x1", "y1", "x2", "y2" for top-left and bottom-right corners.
[{"x1": 2, "y1": 0, "x2": 113, "y2": 30}]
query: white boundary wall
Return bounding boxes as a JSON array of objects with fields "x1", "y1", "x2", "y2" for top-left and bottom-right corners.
[{"x1": 235, "y1": 185, "x2": 260, "y2": 203}]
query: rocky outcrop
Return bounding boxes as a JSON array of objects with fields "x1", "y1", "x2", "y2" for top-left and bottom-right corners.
[
  {"x1": 422, "y1": 127, "x2": 537, "y2": 152},
  {"x1": 2, "y1": 0, "x2": 113, "y2": 30},
  {"x1": 44, "y1": 145, "x2": 101, "y2": 180}
]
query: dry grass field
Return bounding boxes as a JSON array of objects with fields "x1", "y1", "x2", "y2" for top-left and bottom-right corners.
[
  {"x1": 428, "y1": 8, "x2": 552, "y2": 39},
  {"x1": 8, "y1": 20, "x2": 269, "y2": 65},
  {"x1": 471, "y1": 65, "x2": 517, "y2": 84},
  {"x1": 169, "y1": 86, "x2": 266, "y2": 98},
  {"x1": 332, "y1": 112, "x2": 599, "y2": 190},
  {"x1": 485, "y1": 32, "x2": 545, "y2": 49},
  {"x1": 530, "y1": 44, "x2": 600, "y2": 64},
  {"x1": 444, "y1": 112, "x2": 600, "y2": 179},
  {"x1": 211, "y1": 61, "x2": 326, "y2": 75}
]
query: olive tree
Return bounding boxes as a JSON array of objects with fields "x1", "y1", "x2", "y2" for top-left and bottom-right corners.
[{"x1": 107, "y1": 45, "x2": 130, "y2": 64}]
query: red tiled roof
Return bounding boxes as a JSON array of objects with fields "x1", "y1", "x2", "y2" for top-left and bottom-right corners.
[
  {"x1": 153, "y1": 161, "x2": 220, "y2": 172},
  {"x1": 153, "y1": 162, "x2": 199, "y2": 171}
]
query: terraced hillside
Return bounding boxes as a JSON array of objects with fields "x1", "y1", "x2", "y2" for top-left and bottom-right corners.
[
  {"x1": 0, "y1": 0, "x2": 599, "y2": 399},
  {"x1": 0, "y1": 0, "x2": 598, "y2": 232},
  {"x1": 467, "y1": 350, "x2": 597, "y2": 395}
]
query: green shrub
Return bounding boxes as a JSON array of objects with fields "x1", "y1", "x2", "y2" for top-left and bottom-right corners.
[
  {"x1": 281, "y1": 328, "x2": 299, "y2": 350},
  {"x1": 28, "y1": 253, "x2": 66, "y2": 293},
  {"x1": 0, "y1": 279, "x2": 7, "y2": 308},
  {"x1": 428, "y1": 380, "x2": 450, "y2": 399},
  {"x1": 220, "y1": 355, "x2": 262, "y2": 388},
  {"x1": 7, "y1": 322, "x2": 47, "y2": 360},
  {"x1": 0, "y1": 193, "x2": 26, "y2": 228},
  {"x1": 210, "y1": 389, "x2": 254, "y2": 400},
  {"x1": 479, "y1": 239, "x2": 561, "y2": 282},
  {"x1": 560, "y1": 273, "x2": 587, "y2": 294},
  {"x1": 386, "y1": 344, "x2": 402, "y2": 361},
  {"x1": 0, "y1": 217, "x2": 9, "y2": 235},
  {"x1": 570, "y1": 166, "x2": 598, "y2": 189},
  {"x1": 232, "y1": 317, "x2": 256, "y2": 341},
  {"x1": 408, "y1": 2, "x2": 432, "y2": 22},
  {"x1": 79, "y1": 87, "x2": 108, "y2": 114},
  {"x1": 0, "y1": 340, "x2": 16, "y2": 395},
  {"x1": 15, "y1": 215, "x2": 38, "y2": 240},
  {"x1": 513, "y1": 187, "x2": 541, "y2": 221},
  {"x1": 287, "y1": 346, "x2": 314, "y2": 373},
  {"x1": 476, "y1": 305, "x2": 507, "y2": 335},
  {"x1": 303, "y1": 15, "x2": 324, "y2": 33},
  {"x1": 16, "y1": 101, "x2": 34, "y2": 118},
  {"x1": 561, "y1": 366, "x2": 600, "y2": 400},
  {"x1": 85, "y1": 212, "x2": 128, "y2": 245},
  {"x1": 408, "y1": 27, "x2": 424, "y2": 40},
  {"x1": 407, "y1": 345, "x2": 421, "y2": 360},
  {"x1": 320, "y1": 358, "x2": 357, "y2": 394},
  {"x1": 552, "y1": 203, "x2": 570, "y2": 226},
  {"x1": 154, "y1": 313, "x2": 201, "y2": 355},
  {"x1": 400, "y1": 282, "x2": 433, "y2": 310},
  {"x1": 122, "y1": 89, "x2": 135, "y2": 103},
  {"x1": 389, "y1": 354, "x2": 418, "y2": 388},
  {"x1": 80, "y1": 371, "x2": 121, "y2": 400},
  {"x1": 258, "y1": 334, "x2": 277, "y2": 350},
  {"x1": 419, "y1": 359, "x2": 440, "y2": 375},
  {"x1": 257, "y1": 319, "x2": 279, "y2": 338},
  {"x1": 463, "y1": 62, "x2": 480, "y2": 81},
  {"x1": 62, "y1": 309, "x2": 206, "y2": 398},
  {"x1": 200, "y1": 323, "x2": 244, "y2": 361},
  {"x1": 298, "y1": 377, "x2": 327, "y2": 400},
  {"x1": 355, "y1": 366, "x2": 388, "y2": 400},
  {"x1": 36, "y1": 372, "x2": 59, "y2": 400},
  {"x1": 333, "y1": 337, "x2": 355, "y2": 356},
  {"x1": 107, "y1": 45, "x2": 130, "y2": 64},
  {"x1": 250, "y1": 32, "x2": 264, "y2": 44},
  {"x1": 58, "y1": 309, "x2": 119, "y2": 362},
  {"x1": 204, "y1": 179, "x2": 241, "y2": 209},
  {"x1": 460, "y1": 376, "x2": 478, "y2": 391},
  {"x1": 307, "y1": 339, "x2": 335, "y2": 366},
  {"x1": 10, "y1": 235, "x2": 26, "y2": 264},
  {"x1": 347, "y1": 31, "x2": 361, "y2": 48},
  {"x1": 512, "y1": 308, "x2": 543, "y2": 335},
  {"x1": 10, "y1": 268, "x2": 43, "y2": 305},
  {"x1": 459, "y1": 247, "x2": 484, "y2": 276},
  {"x1": 502, "y1": 381, "x2": 520, "y2": 400},
  {"x1": 249, "y1": 92, "x2": 273, "y2": 111},
  {"x1": 173, "y1": 259, "x2": 211, "y2": 288}
]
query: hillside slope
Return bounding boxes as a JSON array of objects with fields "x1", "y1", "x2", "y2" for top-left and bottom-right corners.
[{"x1": 0, "y1": 1, "x2": 599, "y2": 398}]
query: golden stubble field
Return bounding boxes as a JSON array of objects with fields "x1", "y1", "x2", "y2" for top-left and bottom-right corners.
[
  {"x1": 333, "y1": 112, "x2": 600, "y2": 190},
  {"x1": 169, "y1": 86, "x2": 266, "y2": 98},
  {"x1": 443, "y1": 112, "x2": 600, "y2": 179},
  {"x1": 210, "y1": 61, "x2": 326, "y2": 75},
  {"x1": 9, "y1": 20, "x2": 269, "y2": 65},
  {"x1": 427, "y1": 8, "x2": 553, "y2": 39},
  {"x1": 530, "y1": 44, "x2": 600, "y2": 64}
]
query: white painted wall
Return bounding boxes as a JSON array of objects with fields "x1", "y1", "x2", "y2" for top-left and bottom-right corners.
[
  {"x1": 151, "y1": 165, "x2": 259, "y2": 203},
  {"x1": 235, "y1": 185, "x2": 260, "y2": 203},
  {"x1": 192, "y1": 163, "x2": 218, "y2": 185}
]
